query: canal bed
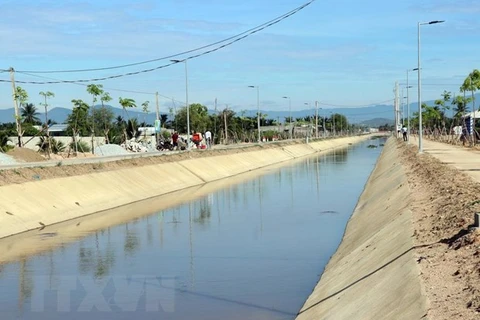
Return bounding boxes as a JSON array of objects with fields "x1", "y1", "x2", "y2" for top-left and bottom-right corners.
[{"x1": 0, "y1": 138, "x2": 385, "y2": 320}]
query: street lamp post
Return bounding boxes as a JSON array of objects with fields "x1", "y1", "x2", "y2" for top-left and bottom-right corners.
[
  {"x1": 304, "y1": 102, "x2": 312, "y2": 142},
  {"x1": 320, "y1": 108, "x2": 326, "y2": 138},
  {"x1": 406, "y1": 68, "x2": 417, "y2": 143},
  {"x1": 249, "y1": 86, "x2": 261, "y2": 143},
  {"x1": 418, "y1": 20, "x2": 444, "y2": 153},
  {"x1": 171, "y1": 59, "x2": 190, "y2": 149},
  {"x1": 282, "y1": 96, "x2": 292, "y2": 139}
]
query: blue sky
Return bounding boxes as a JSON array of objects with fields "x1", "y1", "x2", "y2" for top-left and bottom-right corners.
[{"x1": 1, "y1": 0, "x2": 479, "y2": 116}]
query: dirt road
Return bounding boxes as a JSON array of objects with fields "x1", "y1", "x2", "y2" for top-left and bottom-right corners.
[{"x1": 398, "y1": 137, "x2": 480, "y2": 319}]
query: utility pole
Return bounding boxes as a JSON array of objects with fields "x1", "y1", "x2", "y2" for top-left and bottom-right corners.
[
  {"x1": 224, "y1": 105, "x2": 228, "y2": 143},
  {"x1": 394, "y1": 81, "x2": 399, "y2": 138},
  {"x1": 214, "y1": 98, "x2": 217, "y2": 144},
  {"x1": 315, "y1": 101, "x2": 319, "y2": 138},
  {"x1": 9, "y1": 67, "x2": 22, "y2": 147},
  {"x1": 155, "y1": 92, "x2": 160, "y2": 145}
]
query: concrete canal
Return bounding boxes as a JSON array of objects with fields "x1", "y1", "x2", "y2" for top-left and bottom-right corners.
[{"x1": 0, "y1": 137, "x2": 385, "y2": 320}]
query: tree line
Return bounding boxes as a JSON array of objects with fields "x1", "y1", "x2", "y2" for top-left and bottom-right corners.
[
  {"x1": 407, "y1": 69, "x2": 480, "y2": 136},
  {"x1": 0, "y1": 84, "x2": 363, "y2": 153}
]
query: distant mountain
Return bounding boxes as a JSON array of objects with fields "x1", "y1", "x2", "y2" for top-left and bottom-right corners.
[
  {"x1": 230, "y1": 104, "x2": 395, "y2": 124},
  {"x1": 2, "y1": 93, "x2": 480, "y2": 125},
  {"x1": 0, "y1": 103, "x2": 416, "y2": 125},
  {"x1": 0, "y1": 105, "x2": 169, "y2": 125},
  {"x1": 361, "y1": 118, "x2": 394, "y2": 127}
]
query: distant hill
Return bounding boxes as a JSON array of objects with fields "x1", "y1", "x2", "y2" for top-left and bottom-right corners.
[
  {"x1": 0, "y1": 105, "x2": 168, "y2": 125},
  {"x1": 0, "y1": 103, "x2": 400, "y2": 125},
  {"x1": 2, "y1": 93, "x2": 480, "y2": 125},
  {"x1": 361, "y1": 118, "x2": 394, "y2": 127}
]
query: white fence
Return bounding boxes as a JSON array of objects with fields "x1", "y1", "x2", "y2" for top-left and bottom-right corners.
[{"x1": 10, "y1": 136, "x2": 107, "y2": 151}]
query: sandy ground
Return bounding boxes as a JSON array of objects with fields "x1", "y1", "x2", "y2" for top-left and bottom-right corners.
[
  {"x1": 7, "y1": 147, "x2": 47, "y2": 162},
  {"x1": 398, "y1": 140, "x2": 480, "y2": 319}
]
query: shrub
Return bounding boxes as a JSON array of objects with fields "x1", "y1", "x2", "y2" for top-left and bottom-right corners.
[
  {"x1": 0, "y1": 131, "x2": 13, "y2": 153},
  {"x1": 69, "y1": 140, "x2": 91, "y2": 153},
  {"x1": 162, "y1": 130, "x2": 172, "y2": 140},
  {"x1": 36, "y1": 136, "x2": 66, "y2": 154}
]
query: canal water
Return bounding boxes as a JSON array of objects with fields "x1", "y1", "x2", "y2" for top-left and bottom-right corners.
[{"x1": 0, "y1": 138, "x2": 385, "y2": 320}]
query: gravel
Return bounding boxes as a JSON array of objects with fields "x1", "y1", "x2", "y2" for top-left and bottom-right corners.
[
  {"x1": 94, "y1": 144, "x2": 130, "y2": 156},
  {"x1": 0, "y1": 152, "x2": 18, "y2": 165}
]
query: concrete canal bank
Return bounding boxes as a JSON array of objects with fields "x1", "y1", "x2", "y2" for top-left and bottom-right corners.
[
  {"x1": 0, "y1": 136, "x2": 371, "y2": 239},
  {"x1": 296, "y1": 137, "x2": 427, "y2": 319}
]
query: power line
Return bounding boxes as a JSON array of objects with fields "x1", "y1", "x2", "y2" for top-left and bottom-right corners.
[
  {"x1": 1, "y1": 0, "x2": 313, "y2": 85},
  {"x1": 14, "y1": 0, "x2": 316, "y2": 74},
  {"x1": 14, "y1": 71, "x2": 188, "y2": 106}
]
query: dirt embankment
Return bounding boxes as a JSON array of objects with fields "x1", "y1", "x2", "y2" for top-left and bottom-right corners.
[
  {"x1": 0, "y1": 141, "x2": 303, "y2": 186},
  {"x1": 398, "y1": 141, "x2": 480, "y2": 319}
]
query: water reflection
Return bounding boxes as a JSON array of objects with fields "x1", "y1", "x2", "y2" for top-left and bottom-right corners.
[
  {"x1": 18, "y1": 259, "x2": 34, "y2": 310},
  {"x1": 124, "y1": 226, "x2": 140, "y2": 258},
  {"x1": 78, "y1": 232, "x2": 116, "y2": 279},
  {"x1": 0, "y1": 138, "x2": 386, "y2": 320}
]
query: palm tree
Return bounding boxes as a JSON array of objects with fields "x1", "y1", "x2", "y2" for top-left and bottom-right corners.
[
  {"x1": 14, "y1": 86, "x2": 28, "y2": 147},
  {"x1": 21, "y1": 103, "x2": 40, "y2": 125},
  {"x1": 118, "y1": 97, "x2": 137, "y2": 142},
  {"x1": 452, "y1": 95, "x2": 471, "y2": 119},
  {"x1": 100, "y1": 92, "x2": 112, "y2": 143},
  {"x1": 86, "y1": 84, "x2": 104, "y2": 153},
  {"x1": 461, "y1": 69, "x2": 480, "y2": 111}
]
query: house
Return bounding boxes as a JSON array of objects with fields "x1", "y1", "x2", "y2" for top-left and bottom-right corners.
[
  {"x1": 462, "y1": 111, "x2": 480, "y2": 135},
  {"x1": 48, "y1": 124, "x2": 69, "y2": 136}
]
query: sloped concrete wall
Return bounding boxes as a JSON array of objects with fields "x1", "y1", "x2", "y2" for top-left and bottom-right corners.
[
  {"x1": 0, "y1": 136, "x2": 371, "y2": 239},
  {"x1": 295, "y1": 137, "x2": 427, "y2": 320}
]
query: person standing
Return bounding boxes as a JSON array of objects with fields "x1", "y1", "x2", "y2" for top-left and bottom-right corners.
[
  {"x1": 172, "y1": 131, "x2": 179, "y2": 150},
  {"x1": 401, "y1": 125, "x2": 408, "y2": 142},
  {"x1": 205, "y1": 130, "x2": 212, "y2": 148}
]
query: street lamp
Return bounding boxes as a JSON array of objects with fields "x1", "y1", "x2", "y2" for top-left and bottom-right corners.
[
  {"x1": 171, "y1": 59, "x2": 190, "y2": 149},
  {"x1": 406, "y1": 68, "x2": 418, "y2": 143},
  {"x1": 418, "y1": 20, "x2": 444, "y2": 153},
  {"x1": 319, "y1": 107, "x2": 326, "y2": 138},
  {"x1": 304, "y1": 102, "x2": 312, "y2": 141},
  {"x1": 282, "y1": 96, "x2": 292, "y2": 139},
  {"x1": 248, "y1": 85, "x2": 261, "y2": 143}
]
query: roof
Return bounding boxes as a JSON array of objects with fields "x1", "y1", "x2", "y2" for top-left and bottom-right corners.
[
  {"x1": 48, "y1": 124, "x2": 69, "y2": 132},
  {"x1": 463, "y1": 111, "x2": 480, "y2": 118}
]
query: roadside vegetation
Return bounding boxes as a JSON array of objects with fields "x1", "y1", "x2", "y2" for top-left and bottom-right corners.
[
  {"x1": 409, "y1": 69, "x2": 480, "y2": 145},
  {"x1": 1, "y1": 85, "x2": 372, "y2": 152}
]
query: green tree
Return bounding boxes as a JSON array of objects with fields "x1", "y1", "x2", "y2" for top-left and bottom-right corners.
[
  {"x1": 86, "y1": 84, "x2": 104, "y2": 152},
  {"x1": 39, "y1": 91, "x2": 54, "y2": 128},
  {"x1": 99, "y1": 91, "x2": 113, "y2": 142},
  {"x1": 67, "y1": 99, "x2": 90, "y2": 153},
  {"x1": 118, "y1": 97, "x2": 137, "y2": 141},
  {"x1": 93, "y1": 106, "x2": 114, "y2": 144},
  {"x1": 14, "y1": 86, "x2": 28, "y2": 146},
  {"x1": 175, "y1": 103, "x2": 210, "y2": 134},
  {"x1": 452, "y1": 95, "x2": 471, "y2": 119},
  {"x1": 460, "y1": 69, "x2": 480, "y2": 111},
  {"x1": 39, "y1": 91, "x2": 55, "y2": 157},
  {"x1": 21, "y1": 103, "x2": 40, "y2": 125}
]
